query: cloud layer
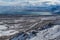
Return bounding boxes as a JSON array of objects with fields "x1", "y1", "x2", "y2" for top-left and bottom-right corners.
[{"x1": 0, "y1": 0, "x2": 60, "y2": 6}]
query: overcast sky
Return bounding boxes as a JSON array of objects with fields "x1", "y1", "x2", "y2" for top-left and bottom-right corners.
[{"x1": 0, "y1": 0, "x2": 60, "y2": 6}]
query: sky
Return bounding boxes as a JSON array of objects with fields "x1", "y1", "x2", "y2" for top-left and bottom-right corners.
[{"x1": 0, "y1": 0, "x2": 60, "y2": 6}]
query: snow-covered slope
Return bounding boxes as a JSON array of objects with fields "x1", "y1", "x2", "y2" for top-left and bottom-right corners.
[{"x1": 29, "y1": 25, "x2": 60, "y2": 40}]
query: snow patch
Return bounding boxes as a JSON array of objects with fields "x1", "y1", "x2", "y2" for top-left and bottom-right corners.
[
  {"x1": 0, "y1": 25, "x2": 19, "y2": 37},
  {"x1": 0, "y1": 25, "x2": 7, "y2": 30},
  {"x1": 0, "y1": 30, "x2": 19, "y2": 36}
]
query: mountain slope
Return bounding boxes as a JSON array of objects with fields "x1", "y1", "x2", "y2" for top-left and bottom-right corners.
[{"x1": 29, "y1": 25, "x2": 60, "y2": 40}]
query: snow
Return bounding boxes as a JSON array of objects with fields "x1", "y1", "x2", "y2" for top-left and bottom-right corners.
[
  {"x1": 0, "y1": 25, "x2": 19, "y2": 37},
  {"x1": 29, "y1": 25, "x2": 60, "y2": 40},
  {"x1": 0, "y1": 30, "x2": 19, "y2": 36},
  {"x1": 0, "y1": 25, "x2": 7, "y2": 30},
  {"x1": 41, "y1": 17, "x2": 56, "y2": 20}
]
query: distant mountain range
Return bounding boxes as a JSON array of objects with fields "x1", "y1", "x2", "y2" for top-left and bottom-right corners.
[
  {"x1": 0, "y1": 5, "x2": 60, "y2": 15},
  {"x1": 0, "y1": 0, "x2": 60, "y2": 15}
]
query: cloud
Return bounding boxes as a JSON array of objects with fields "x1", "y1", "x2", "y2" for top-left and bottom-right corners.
[
  {"x1": 0, "y1": 0, "x2": 60, "y2": 6},
  {"x1": 0, "y1": 0, "x2": 22, "y2": 6}
]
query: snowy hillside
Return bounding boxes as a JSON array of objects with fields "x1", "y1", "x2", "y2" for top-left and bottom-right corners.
[{"x1": 29, "y1": 25, "x2": 60, "y2": 40}]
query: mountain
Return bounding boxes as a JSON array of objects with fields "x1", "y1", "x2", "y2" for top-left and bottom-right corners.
[{"x1": 0, "y1": 0, "x2": 60, "y2": 15}]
